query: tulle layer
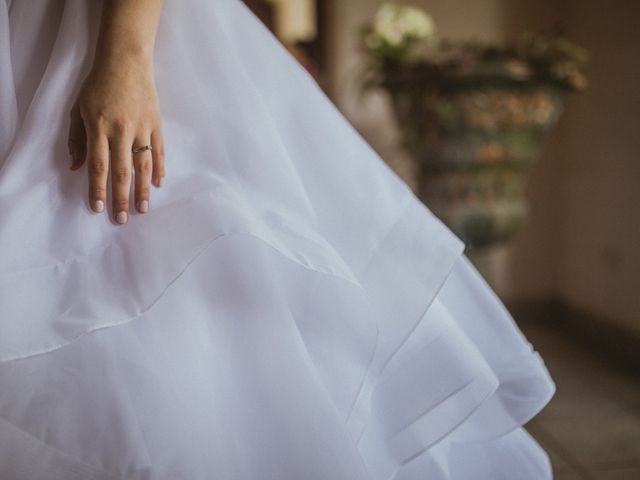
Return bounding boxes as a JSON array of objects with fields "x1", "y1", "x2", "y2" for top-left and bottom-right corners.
[
  {"x1": 0, "y1": 0, "x2": 555, "y2": 478},
  {"x1": 0, "y1": 230, "x2": 554, "y2": 479}
]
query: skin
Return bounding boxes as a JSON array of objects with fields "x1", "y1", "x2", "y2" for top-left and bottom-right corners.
[{"x1": 68, "y1": 0, "x2": 165, "y2": 225}]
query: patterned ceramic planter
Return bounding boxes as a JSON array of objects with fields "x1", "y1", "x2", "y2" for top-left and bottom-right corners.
[{"x1": 383, "y1": 67, "x2": 565, "y2": 250}]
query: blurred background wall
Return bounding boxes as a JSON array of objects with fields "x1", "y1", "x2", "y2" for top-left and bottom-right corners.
[{"x1": 320, "y1": 0, "x2": 640, "y2": 338}]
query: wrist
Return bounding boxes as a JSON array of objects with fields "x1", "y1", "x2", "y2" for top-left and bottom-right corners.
[
  {"x1": 93, "y1": 0, "x2": 162, "y2": 75},
  {"x1": 91, "y1": 45, "x2": 154, "y2": 77}
]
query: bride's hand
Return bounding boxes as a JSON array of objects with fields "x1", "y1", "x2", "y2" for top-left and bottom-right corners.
[{"x1": 67, "y1": 56, "x2": 165, "y2": 224}]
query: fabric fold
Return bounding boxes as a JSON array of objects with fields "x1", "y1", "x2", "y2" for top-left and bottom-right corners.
[
  {"x1": 0, "y1": 182, "x2": 364, "y2": 362},
  {"x1": 355, "y1": 255, "x2": 555, "y2": 479}
]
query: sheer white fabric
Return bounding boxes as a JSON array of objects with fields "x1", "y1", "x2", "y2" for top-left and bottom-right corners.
[{"x1": 0, "y1": 0, "x2": 555, "y2": 478}]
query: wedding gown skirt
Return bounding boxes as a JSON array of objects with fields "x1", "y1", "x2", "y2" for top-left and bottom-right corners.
[{"x1": 0, "y1": 0, "x2": 556, "y2": 478}]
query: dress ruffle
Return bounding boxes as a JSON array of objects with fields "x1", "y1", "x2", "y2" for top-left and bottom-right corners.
[{"x1": 0, "y1": 230, "x2": 554, "y2": 479}]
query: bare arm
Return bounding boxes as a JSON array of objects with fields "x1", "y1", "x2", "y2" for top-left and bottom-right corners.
[{"x1": 68, "y1": 0, "x2": 165, "y2": 225}]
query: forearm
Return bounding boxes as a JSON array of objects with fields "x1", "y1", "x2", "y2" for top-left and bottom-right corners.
[{"x1": 93, "y1": 0, "x2": 164, "y2": 71}]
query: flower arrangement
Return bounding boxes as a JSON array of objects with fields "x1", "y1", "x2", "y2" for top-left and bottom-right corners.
[
  {"x1": 361, "y1": 3, "x2": 436, "y2": 64},
  {"x1": 358, "y1": 3, "x2": 590, "y2": 256},
  {"x1": 360, "y1": 2, "x2": 589, "y2": 93}
]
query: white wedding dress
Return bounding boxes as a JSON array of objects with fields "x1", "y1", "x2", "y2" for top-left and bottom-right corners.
[{"x1": 0, "y1": 0, "x2": 556, "y2": 478}]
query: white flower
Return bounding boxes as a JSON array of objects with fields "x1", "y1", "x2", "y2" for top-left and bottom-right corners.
[
  {"x1": 397, "y1": 6, "x2": 435, "y2": 39},
  {"x1": 373, "y1": 3, "x2": 435, "y2": 46},
  {"x1": 373, "y1": 4, "x2": 402, "y2": 45},
  {"x1": 377, "y1": 22, "x2": 405, "y2": 46}
]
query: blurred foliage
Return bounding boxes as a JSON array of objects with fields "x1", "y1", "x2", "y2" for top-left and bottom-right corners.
[{"x1": 359, "y1": 3, "x2": 589, "y2": 94}]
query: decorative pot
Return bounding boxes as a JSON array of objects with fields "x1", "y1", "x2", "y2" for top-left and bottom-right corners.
[{"x1": 383, "y1": 66, "x2": 565, "y2": 250}]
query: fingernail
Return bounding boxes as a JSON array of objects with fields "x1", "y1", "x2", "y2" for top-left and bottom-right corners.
[
  {"x1": 116, "y1": 211, "x2": 128, "y2": 224},
  {"x1": 139, "y1": 200, "x2": 149, "y2": 213},
  {"x1": 93, "y1": 200, "x2": 104, "y2": 213},
  {"x1": 158, "y1": 177, "x2": 164, "y2": 187}
]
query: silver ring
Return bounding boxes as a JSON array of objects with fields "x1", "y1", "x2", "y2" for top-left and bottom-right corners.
[{"x1": 132, "y1": 144, "x2": 153, "y2": 154}]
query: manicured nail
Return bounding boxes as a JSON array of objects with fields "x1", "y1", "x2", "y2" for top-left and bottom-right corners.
[
  {"x1": 139, "y1": 200, "x2": 149, "y2": 213},
  {"x1": 93, "y1": 200, "x2": 104, "y2": 213},
  {"x1": 116, "y1": 211, "x2": 128, "y2": 224}
]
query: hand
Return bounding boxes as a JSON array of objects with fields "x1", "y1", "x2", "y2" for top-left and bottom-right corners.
[{"x1": 68, "y1": 58, "x2": 165, "y2": 224}]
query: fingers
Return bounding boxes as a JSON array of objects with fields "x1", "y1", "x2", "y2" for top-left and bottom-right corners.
[
  {"x1": 151, "y1": 128, "x2": 165, "y2": 187},
  {"x1": 110, "y1": 135, "x2": 133, "y2": 224},
  {"x1": 87, "y1": 130, "x2": 109, "y2": 214},
  {"x1": 79, "y1": 114, "x2": 164, "y2": 222},
  {"x1": 133, "y1": 135, "x2": 153, "y2": 214},
  {"x1": 68, "y1": 104, "x2": 87, "y2": 170}
]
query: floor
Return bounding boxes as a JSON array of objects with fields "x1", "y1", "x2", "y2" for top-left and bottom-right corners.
[{"x1": 517, "y1": 317, "x2": 640, "y2": 479}]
